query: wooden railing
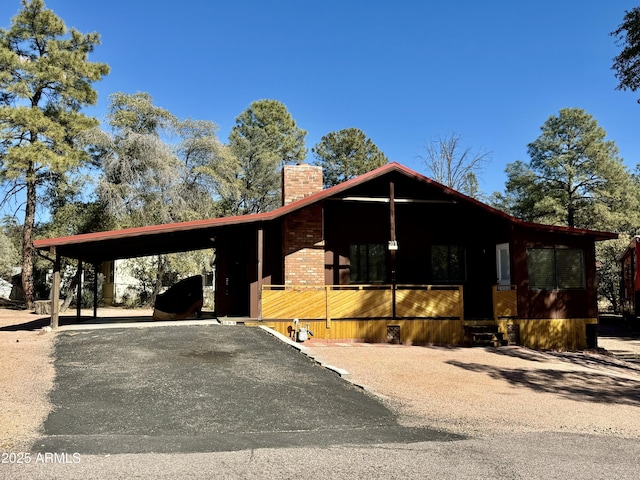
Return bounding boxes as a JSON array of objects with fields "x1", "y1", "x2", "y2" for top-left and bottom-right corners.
[
  {"x1": 261, "y1": 284, "x2": 464, "y2": 325},
  {"x1": 493, "y1": 285, "x2": 517, "y2": 320}
]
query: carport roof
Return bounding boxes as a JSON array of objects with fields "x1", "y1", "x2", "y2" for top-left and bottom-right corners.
[
  {"x1": 33, "y1": 162, "x2": 403, "y2": 262},
  {"x1": 34, "y1": 162, "x2": 617, "y2": 262}
]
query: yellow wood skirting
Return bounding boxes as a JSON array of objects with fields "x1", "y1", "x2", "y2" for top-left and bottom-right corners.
[
  {"x1": 495, "y1": 318, "x2": 597, "y2": 350},
  {"x1": 265, "y1": 317, "x2": 595, "y2": 350},
  {"x1": 266, "y1": 318, "x2": 465, "y2": 346}
]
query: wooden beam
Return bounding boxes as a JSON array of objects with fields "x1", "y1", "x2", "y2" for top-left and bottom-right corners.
[
  {"x1": 389, "y1": 183, "x2": 396, "y2": 244},
  {"x1": 390, "y1": 181, "x2": 397, "y2": 319},
  {"x1": 325, "y1": 285, "x2": 331, "y2": 330},
  {"x1": 334, "y1": 196, "x2": 455, "y2": 204},
  {"x1": 50, "y1": 248, "x2": 60, "y2": 329}
]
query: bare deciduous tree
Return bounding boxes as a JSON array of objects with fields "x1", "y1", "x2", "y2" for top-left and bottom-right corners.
[{"x1": 419, "y1": 133, "x2": 489, "y2": 198}]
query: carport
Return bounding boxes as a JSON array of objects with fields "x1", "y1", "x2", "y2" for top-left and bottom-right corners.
[{"x1": 33, "y1": 214, "x2": 272, "y2": 329}]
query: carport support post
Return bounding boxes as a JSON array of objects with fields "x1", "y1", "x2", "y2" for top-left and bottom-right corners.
[
  {"x1": 50, "y1": 248, "x2": 61, "y2": 329},
  {"x1": 93, "y1": 263, "x2": 99, "y2": 319},
  {"x1": 76, "y1": 259, "x2": 82, "y2": 320},
  {"x1": 257, "y1": 227, "x2": 263, "y2": 319}
]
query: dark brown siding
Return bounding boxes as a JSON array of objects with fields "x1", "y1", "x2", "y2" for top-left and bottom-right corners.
[
  {"x1": 323, "y1": 189, "x2": 513, "y2": 319},
  {"x1": 512, "y1": 226, "x2": 598, "y2": 319}
]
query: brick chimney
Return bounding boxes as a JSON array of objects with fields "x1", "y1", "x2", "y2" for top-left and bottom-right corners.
[
  {"x1": 282, "y1": 165, "x2": 323, "y2": 206},
  {"x1": 281, "y1": 164, "x2": 325, "y2": 286}
]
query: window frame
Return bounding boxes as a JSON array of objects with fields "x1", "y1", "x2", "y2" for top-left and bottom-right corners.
[{"x1": 526, "y1": 247, "x2": 586, "y2": 291}]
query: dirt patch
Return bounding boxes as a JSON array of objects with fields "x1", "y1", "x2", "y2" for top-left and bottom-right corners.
[
  {"x1": 0, "y1": 309, "x2": 55, "y2": 450},
  {"x1": 305, "y1": 341, "x2": 640, "y2": 439}
]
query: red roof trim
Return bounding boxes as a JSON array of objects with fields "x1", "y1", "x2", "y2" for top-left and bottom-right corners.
[
  {"x1": 33, "y1": 210, "x2": 273, "y2": 249},
  {"x1": 33, "y1": 162, "x2": 617, "y2": 250}
]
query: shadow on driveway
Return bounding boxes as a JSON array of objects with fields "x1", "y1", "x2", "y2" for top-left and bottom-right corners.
[{"x1": 36, "y1": 325, "x2": 460, "y2": 454}]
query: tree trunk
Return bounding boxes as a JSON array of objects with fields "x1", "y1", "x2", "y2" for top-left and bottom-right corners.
[
  {"x1": 567, "y1": 204, "x2": 575, "y2": 228},
  {"x1": 149, "y1": 255, "x2": 167, "y2": 308},
  {"x1": 22, "y1": 165, "x2": 36, "y2": 310},
  {"x1": 60, "y1": 263, "x2": 81, "y2": 312},
  {"x1": 607, "y1": 280, "x2": 620, "y2": 314}
]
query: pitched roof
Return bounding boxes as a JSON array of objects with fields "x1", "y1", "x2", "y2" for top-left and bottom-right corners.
[{"x1": 34, "y1": 162, "x2": 617, "y2": 261}]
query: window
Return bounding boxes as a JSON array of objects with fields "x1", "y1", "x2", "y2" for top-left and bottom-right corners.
[
  {"x1": 431, "y1": 245, "x2": 466, "y2": 283},
  {"x1": 350, "y1": 244, "x2": 387, "y2": 283},
  {"x1": 526, "y1": 248, "x2": 585, "y2": 290},
  {"x1": 496, "y1": 243, "x2": 510, "y2": 285}
]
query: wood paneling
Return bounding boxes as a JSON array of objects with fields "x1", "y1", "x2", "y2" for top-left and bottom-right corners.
[
  {"x1": 328, "y1": 288, "x2": 393, "y2": 318},
  {"x1": 262, "y1": 285, "x2": 463, "y2": 320},
  {"x1": 493, "y1": 285, "x2": 517, "y2": 319},
  {"x1": 262, "y1": 287, "x2": 326, "y2": 319},
  {"x1": 262, "y1": 285, "x2": 594, "y2": 350},
  {"x1": 266, "y1": 317, "x2": 594, "y2": 350},
  {"x1": 396, "y1": 286, "x2": 462, "y2": 318}
]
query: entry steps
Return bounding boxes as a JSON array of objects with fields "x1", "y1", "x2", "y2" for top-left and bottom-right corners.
[{"x1": 463, "y1": 323, "x2": 508, "y2": 347}]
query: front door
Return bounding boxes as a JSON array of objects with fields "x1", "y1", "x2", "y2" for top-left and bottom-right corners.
[{"x1": 463, "y1": 244, "x2": 495, "y2": 319}]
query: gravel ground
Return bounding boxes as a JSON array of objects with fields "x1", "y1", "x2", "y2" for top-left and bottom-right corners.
[
  {"x1": 2, "y1": 307, "x2": 640, "y2": 453},
  {"x1": 0, "y1": 308, "x2": 54, "y2": 451},
  {"x1": 304, "y1": 340, "x2": 640, "y2": 439}
]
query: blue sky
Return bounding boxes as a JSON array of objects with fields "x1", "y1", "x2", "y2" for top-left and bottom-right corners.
[{"x1": 2, "y1": 0, "x2": 639, "y2": 197}]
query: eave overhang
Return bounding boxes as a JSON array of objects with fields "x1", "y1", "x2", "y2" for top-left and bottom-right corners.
[{"x1": 34, "y1": 162, "x2": 618, "y2": 262}]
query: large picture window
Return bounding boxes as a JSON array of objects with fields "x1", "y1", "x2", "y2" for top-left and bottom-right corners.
[
  {"x1": 527, "y1": 248, "x2": 585, "y2": 290},
  {"x1": 350, "y1": 244, "x2": 387, "y2": 284},
  {"x1": 431, "y1": 245, "x2": 466, "y2": 283}
]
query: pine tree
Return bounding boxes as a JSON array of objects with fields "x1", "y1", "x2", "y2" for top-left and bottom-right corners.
[
  {"x1": 0, "y1": 0, "x2": 109, "y2": 307},
  {"x1": 611, "y1": 6, "x2": 640, "y2": 103},
  {"x1": 226, "y1": 99, "x2": 307, "y2": 214},
  {"x1": 312, "y1": 128, "x2": 388, "y2": 188},
  {"x1": 499, "y1": 108, "x2": 639, "y2": 231}
]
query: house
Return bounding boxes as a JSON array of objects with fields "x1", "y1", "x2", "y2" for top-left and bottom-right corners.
[{"x1": 34, "y1": 162, "x2": 616, "y2": 350}]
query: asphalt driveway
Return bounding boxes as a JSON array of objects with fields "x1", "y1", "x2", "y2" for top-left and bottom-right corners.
[{"x1": 36, "y1": 325, "x2": 457, "y2": 454}]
